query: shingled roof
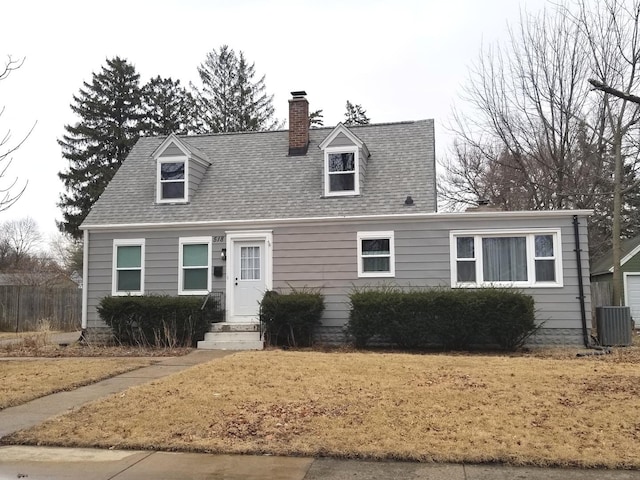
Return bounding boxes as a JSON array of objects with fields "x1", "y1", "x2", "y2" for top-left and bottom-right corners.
[
  {"x1": 82, "y1": 120, "x2": 436, "y2": 228},
  {"x1": 591, "y1": 235, "x2": 640, "y2": 276}
]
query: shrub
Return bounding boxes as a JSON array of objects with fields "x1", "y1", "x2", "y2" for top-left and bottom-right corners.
[
  {"x1": 480, "y1": 289, "x2": 539, "y2": 350},
  {"x1": 347, "y1": 287, "x2": 537, "y2": 351},
  {"x1": 259, "y1": 289, "x2": 324, "y2": 347},
  {"x1": 347, "y1": 287, "x2": 401, "y2": 347},
  {"x1": 97, "y1": 295, "x2": 222, "y2": 347}
]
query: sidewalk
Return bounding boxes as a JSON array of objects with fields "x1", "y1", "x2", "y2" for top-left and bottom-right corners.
[
  {"x1": 2, "y1": 446, "x2": 640, "y2": 480},
  {"x1": 1, "y1": 349, "x2": 639, "y2": 479}
]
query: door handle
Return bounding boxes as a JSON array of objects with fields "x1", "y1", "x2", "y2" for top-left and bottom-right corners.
[{"x1": 235, "y1": 277, "x2": 238, "y2": 286}]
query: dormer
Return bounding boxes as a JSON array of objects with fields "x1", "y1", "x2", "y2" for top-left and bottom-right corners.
[
  {"x1": 152, "y1": 134, "x2": 211, "y2": 204},
  {"x1": 318, "y1": 123, "x2": 370, "y2": 197}
]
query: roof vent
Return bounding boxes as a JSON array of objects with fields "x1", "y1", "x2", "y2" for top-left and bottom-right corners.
[{"x1": 404, "y1": 195, "x2": 414, "y2": 206}]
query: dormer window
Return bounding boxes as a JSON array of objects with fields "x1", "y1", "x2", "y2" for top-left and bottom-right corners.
[
  {"x1": 152, "y1": 134, "x2": 211, "y2": 205},
  {"x1": 319, "y1": 124, "x2": 368, "y2": 198},
  {"x1": 324, "y1": 146, "x2": 359, "y2": 196},
  {"x1": 157, "y1": 157, "x2": 187, "y2": 203}
]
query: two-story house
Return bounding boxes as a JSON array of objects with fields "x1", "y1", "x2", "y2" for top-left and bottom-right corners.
[{"x1": 80, "y1": 91, "x2": 592, "y2": 349}]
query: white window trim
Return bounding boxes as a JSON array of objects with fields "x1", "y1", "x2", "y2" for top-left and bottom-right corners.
[
  {"x1": 157, "y1": 155, "x2": 189, "y2": 204},
  {"x1": 357, "y1": 231, "x2": 395, "y2": 278},
  {"x1": 112, "y1": 238, "x2": 145, "y2": 296},
  {"x1": 178, "y1": 236, "x2": 212, "y2": 295},
  {"x1": 324, "y1": 146, "x2": 360, "y2": 197},
  {"x1": 449, "y1": 229, "x2": 563, "y2": 288}
]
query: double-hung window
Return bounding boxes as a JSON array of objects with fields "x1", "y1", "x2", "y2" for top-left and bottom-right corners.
[
  {"x1": 357, "y1": 231, "x2": 395, "y2": 277},
  {"x1": 158, "y1": 158, "x2": 186, "y2": 202},
  {"x1": 112, "y1": 239, "x2": 145, "y2": 295},
  {"x1": 325, "y1": 147, "x2": 359, "y2": 196},
  {"x1": 451, "y1": 230, "x2": 562, "y2": 287},
  {"x1": 179, "y1": 237, "x2": 211, "y2": 295}
]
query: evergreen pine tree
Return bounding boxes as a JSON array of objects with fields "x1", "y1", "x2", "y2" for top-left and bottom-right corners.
[
  {"x1": 309, "y1": 109, "x2": 324, "y2": 127},
  {"x1": 192, "y1": 45, "x2": 280, "y2": 133},
  {"x1": 57, "y1": 57, "x2": 144, "y2": 239},
  {"x1": 141, "y1": 76, "x2": 199, "y2": 136},
  {"x1": 344, "y1": 100, "x2": 370, "y2": 126}
]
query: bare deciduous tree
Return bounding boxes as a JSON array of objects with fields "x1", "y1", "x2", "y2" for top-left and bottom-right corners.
[
  {"x1": 0, "y1": 56, "x2": 32, "y2": 212},
  {"x1": 0, "y1": 217, "x2": 42, "y2": 269},
  {"x1": 578, "y1": 0, "x2": 640, "y2": 305},
  {"x1": 441, "y1": 0, "x2": 640, "y2": 306}
]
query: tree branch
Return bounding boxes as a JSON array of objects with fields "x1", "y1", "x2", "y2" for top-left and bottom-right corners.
[{"x1": 588, "y1": 78, "x2": 640, "y2": 104}]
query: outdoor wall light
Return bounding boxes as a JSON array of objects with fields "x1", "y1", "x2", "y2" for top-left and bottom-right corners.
[{"x1": 221, "y1": 248, "x2": 227, "y2": 261}]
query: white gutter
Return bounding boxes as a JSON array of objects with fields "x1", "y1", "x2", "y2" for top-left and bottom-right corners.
[{"x1": 80, "y1": 209, "x2": 594, "y2": 232}]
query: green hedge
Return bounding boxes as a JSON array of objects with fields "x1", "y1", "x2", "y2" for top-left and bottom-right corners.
[
  {"x1": 347, "y1": 288, "x2": 538, "y2": 351},
  {"x1": 259, "y1": 290, "x2": 325, "y2": 347},
  {"x1": 97, "y1": 295, "x2": 222, "y2": 347}
]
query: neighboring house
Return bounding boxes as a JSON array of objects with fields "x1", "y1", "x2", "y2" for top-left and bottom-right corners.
[
  {"x1": 80, "y1": 91, "x2": 592, "y2": 349},
  {"x1": 591, "y1": 236, "x2": 640, "y2": 327}
]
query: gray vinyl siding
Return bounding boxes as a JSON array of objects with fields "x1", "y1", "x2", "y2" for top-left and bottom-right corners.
[
  {"x1": 85, "y1": 213, "x2": 590, "y2": 337},
  {"x1": 359, "y1": 148, "x2": 367, "y2": 194},
  {"x1": 272, "y1": 215, "x2": 590, "y2": 331},
  {"x1": 188, "y1": 159, "x2": 208, "y2": 200},
  {"x1": 85, "y1": 229, "x2": 226, "y2": 330},
  {"x1": 327, "y1": 132, "x2": 354, "y2": 148},
  {"x1": 159, "y1": 145, "x2": 183, "y2": 157}
]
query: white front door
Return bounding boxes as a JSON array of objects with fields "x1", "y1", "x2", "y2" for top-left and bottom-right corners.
[{"x1": 233, "y1": 241, "x2": 265, "y2": 318}]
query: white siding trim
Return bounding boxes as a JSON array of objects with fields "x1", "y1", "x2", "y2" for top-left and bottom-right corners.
[
  {"x1": 82, "y1": 230, "x2": 89, "y2": 329},
  {"x1": 318, "y1": 123, "x2": 365, "y2": 150},
  {"x1": 111, "y1": 238, "x2": 146, "y2": 296},
  {"x1": 178, "y1": 236, "x2": 212, "y2": 295},
  {"x1": 81, "y1": 210, "x2": 594, "y2": 231},
  {"x1": 618, "y1": 244, "x2": 640, "y2": 271}
]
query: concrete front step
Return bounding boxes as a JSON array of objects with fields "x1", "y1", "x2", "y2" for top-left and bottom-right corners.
[
  {"x1": 198, "y1": 328, "x2": 264, "y2": 350},
  {"x1": 209, "y1": 322, "x2": 260, "y2": 333}
]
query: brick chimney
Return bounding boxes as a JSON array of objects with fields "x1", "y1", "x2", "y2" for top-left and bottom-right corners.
[{"x1": 288, "y1": 91, "x2": 309, "y2": 156}]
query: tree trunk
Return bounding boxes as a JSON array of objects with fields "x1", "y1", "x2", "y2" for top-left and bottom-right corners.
[{"x1": 612, "y1": 130, "x2": 623, "y2": 306}]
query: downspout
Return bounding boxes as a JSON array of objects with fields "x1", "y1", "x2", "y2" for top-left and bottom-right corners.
[{"x1": 572, "y1": 215, "x2": 590, "y2": 347}]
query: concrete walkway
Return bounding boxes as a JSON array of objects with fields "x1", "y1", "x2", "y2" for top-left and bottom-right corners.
[
  {"x1": 1, "y1": 349, "x2": 639, "y2": 479},
  {"x1": 0, "y1": 330, "x2": 82, "y2": 347},
  {"x1": 0, "y1": 349, "x2": 230, "y2": 438}
]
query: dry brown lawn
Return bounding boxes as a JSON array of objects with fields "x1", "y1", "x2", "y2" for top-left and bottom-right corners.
[
  {"x1": 0, "y1": 358, "x2": 153, "y2": 409},
  {"x1": 0, "y1": 331, "x2": 64, "y2": 340},
  {"x1": 0, "y1": 331, "x2": 191, "y2": 358},
  {"x1": 5, "y1": 347, "x2": 640, "y2": 469}
]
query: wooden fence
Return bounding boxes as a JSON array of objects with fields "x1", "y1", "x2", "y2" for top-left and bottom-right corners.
[
  {"x1": 0, "y1": 285, "x2": 82, "y2": 332},
  {"x1": 590, "y1": 281, "x2": 613, "y2": 329}
]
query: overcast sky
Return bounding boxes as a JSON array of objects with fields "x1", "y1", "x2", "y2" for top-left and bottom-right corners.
[{"x1": 0, "y1": 0, "x2": 550, "y2": 239}]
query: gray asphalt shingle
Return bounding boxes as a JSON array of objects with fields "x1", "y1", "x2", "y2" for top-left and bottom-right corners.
[{"x1": 82, "y1": 120, "x2": 436, "y2": 227}]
